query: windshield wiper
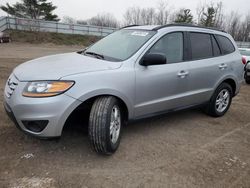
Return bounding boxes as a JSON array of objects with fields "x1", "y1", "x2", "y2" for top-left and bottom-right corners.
[{"x1": 84, "y1": 51, "x2": 104, "y2": 60}]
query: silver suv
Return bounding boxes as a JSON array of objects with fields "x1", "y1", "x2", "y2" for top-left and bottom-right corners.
[{"x1": 4, "y1": 25, "x2": 244, "y2": 155}]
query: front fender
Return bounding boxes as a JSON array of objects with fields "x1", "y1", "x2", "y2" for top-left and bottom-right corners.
[{"x1": 73, "y1": 89, "x2": 134, "y2": 119}]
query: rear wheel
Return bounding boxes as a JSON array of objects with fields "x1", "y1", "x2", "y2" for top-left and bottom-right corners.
[
  {"x1": 205, "y1": 83, "x2": 233, "y2": 117},
  {"x1": 88, "y1": 96, "x2": 123, "y2": 155}
]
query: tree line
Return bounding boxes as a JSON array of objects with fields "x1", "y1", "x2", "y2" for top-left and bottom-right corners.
[{"x1": 1, "y1": 0, "x2": 250, "y2": 41}]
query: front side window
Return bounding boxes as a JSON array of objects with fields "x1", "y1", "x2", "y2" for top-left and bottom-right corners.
[
  {"x1": 148, "y1": 32, "x2": 184, "y2": 63},
  {"x1": 84, "y1": 29, "x2": 156, "y2": 61},
  {"x1": 190, "y1": 32, "x2": 213, "y2": 60}
]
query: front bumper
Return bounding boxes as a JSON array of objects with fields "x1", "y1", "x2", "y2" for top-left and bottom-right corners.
[{"x1": 4, "y1": 77, "x2": 81, "y2": 138}]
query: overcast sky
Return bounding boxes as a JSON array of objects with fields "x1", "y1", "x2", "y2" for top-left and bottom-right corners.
[{"x1": 0, "y1": 0, "x2": 249, "y2": 22}]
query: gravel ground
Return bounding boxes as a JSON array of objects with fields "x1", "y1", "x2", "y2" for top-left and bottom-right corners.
[{"x1": 0, "y1": 43, "x2": 250, "y2": 188}]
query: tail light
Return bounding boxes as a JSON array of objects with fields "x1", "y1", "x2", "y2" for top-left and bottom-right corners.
[{"x1": 242, "y1": 57, "x2": 247, "y2": 65}]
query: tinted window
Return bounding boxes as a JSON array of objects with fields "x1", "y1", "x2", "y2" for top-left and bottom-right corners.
[
  {"x1": 149, "y1": 32, "x2": 183, "y2": 63},
  {"x1": 216, "y1": 35, "x2": 235, "y2": 54},
  {"x1": 211, "y1": 35, "x2": 221, "y2": 56},
  {"x1": 190, "y1": 32, "x2": 213, "y2": 60}
]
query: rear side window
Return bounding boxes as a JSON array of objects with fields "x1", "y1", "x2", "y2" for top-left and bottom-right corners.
[
  {"x1": 216, "y1": 35, "x2": 235, "y2": 55},
  {"x1": 190, "y1": 32, "x2": 213, "y2": 60},
  {"x1": 211, "y1": 35, "x2": 221, "y2": 56}
]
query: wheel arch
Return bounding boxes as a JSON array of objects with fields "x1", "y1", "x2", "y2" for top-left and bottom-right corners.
[
  {"x1": 77, "y1": 89, "x2": 133, "y2": 118},
  {"x1": 63, "y1": 90, "x2": 133, "y2": 133},
  {"x1": 215, "y1": 76, "x2": 237, "y2": 97}
]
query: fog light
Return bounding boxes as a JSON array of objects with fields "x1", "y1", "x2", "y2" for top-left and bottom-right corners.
[{"x1": 22, "y1": 120, "x2": 49, "y2": 133}]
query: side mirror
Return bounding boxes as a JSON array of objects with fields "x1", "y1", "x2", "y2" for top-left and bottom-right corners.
[{"x1": 140, "y1": 53, "x2": 167, "y2": 66}]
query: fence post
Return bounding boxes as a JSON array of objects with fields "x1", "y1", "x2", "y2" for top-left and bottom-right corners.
[{"x1": 6, "y1": 16, "x2": 9, "y2": 30}]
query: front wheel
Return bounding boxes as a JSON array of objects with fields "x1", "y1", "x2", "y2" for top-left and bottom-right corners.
[
  {"x1": 205, "y1": 83, "x2": 233, "y2": 117},
  {"x1": 88, "y1": 96, "x2": 123, "y2": 155}
]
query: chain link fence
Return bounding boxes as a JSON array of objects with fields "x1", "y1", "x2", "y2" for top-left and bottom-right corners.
[
  {"x1": 236, "y1": 41, "x2": 250, "y2": 49},
  {"x1": 0, "y1": 16, "x2": 117, "y2": 37}
]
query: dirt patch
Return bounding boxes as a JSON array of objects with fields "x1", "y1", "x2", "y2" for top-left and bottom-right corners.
[{"x1": 0, "y1": 43, "x2": 250, "y2": 188}]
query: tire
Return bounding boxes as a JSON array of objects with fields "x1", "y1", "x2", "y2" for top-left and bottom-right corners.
[
  {"x1": 245, "y1": 74, "x2": 250, "y2": 84},
  {"x1": 88, "y1": 96, "x2": 123, "y2": 155},
  {"x1": 205, "y1": 83, "x2": 233, "y2": 117}
]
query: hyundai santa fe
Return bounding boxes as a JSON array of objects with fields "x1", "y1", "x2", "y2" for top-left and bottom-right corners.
[{"x1": 4, "y1": 24, "x2": 244, "y2": 155}]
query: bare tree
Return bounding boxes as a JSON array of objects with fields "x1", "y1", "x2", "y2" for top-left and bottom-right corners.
[
  {"x1": 241, "y1": 13, "x2": 250, "y2": 41},
  {"x1": 155, "y1": 1, "x2": 170, "y2": 25},
  {"x1": 214, "y1": 1, "x2": 225, "y2": 29},
  {"x1": 123, "y1": 7, "x2": 141, "y2": 25},
  {"x1": 226, "y1": 11, "x2": 241, "y2": 40},
  {"x1": 62, "y1": 16, "x2": 76, "y2": 24},
  {"x1": 123, "y1": 7, "x2": 156, "y2": 25},
  {"x1": 196, "y1": 1, "x2": 206, "y2": 25},
  {"x1": 141, "y1": 8, "x2": 156, "y2": 25},
  {"x1": 123, "y1": 1, "x2": 171, "y2": 26},
  {"x1": 77, "y1": 20, "x2": 87, "y2": 25},
  {"x1": 88, "y1": 13, "x2": 119, "y2": 28}
]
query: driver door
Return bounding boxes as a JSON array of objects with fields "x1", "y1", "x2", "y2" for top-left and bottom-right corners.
[{"x1": 134, "y1": 32, "x2": 190, "y2": 118}]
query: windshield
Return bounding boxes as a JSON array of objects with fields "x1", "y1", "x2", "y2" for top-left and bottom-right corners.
[
  {"x1": 239, "y1": 49, "x2": 250, "y2": 56},
  {"x1": 84, "y1": 29, "x2": 156, "y2": 61}
]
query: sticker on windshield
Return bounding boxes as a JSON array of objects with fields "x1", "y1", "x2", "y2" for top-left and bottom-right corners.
[{"x1": 131, "y1": 31, "x2": 149, "y2": 37}]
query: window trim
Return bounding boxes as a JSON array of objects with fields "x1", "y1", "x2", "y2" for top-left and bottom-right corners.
[
  {"x1": 140, "y1": 31, "x2": 187, "y2": 66},
  {"x1": 210, "y1": 34, "x2": 222, "y2": 57}
]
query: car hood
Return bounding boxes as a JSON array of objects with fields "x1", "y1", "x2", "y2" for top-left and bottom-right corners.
[{"x1": 14, "y1": 52, "x2": 122, "y2": 81}]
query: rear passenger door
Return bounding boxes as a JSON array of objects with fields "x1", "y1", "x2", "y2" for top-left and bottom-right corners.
[{"x1": 187, "y1": 32, "x2": 233, "y2": 104}]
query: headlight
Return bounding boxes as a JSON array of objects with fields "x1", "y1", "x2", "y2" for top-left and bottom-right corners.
[{"x1": 22, "y1": 81, "x2": 74, "y2": 97}]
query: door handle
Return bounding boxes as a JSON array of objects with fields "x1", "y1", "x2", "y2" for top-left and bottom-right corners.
[
  {"x1": 219, "y1": 63, "x2": 228, "y2": 70},
  {"x1": 177, "y1": 70, "x2": 189, "y2": 78}
]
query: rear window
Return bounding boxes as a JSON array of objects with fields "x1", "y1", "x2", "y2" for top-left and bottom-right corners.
[
  {"x1": 216, "y1": 35, "x2": 235, "y2": 55},
  {"x1": 190, "y1": 32, "x2": 213, "y2": 60}
]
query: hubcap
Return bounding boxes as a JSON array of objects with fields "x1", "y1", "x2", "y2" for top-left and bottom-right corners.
[
  {"x1": 110, "y1": 105, "x2": 121, "y2": 144},
  {"x1": 215, "y1": 89, "x2": 230, "y2": 113}
]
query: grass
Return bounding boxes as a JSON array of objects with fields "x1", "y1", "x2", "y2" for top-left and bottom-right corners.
[{"x1": 5, "y1": 29, "x2": 101, "y2": 46}]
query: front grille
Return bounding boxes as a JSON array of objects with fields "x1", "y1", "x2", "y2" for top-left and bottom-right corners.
[{"x1": 5, "y1": 74, "x2": 18, "y2": 98}]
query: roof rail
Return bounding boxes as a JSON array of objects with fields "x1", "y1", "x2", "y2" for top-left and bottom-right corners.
[
  {"x1": 120, "y1": 24, "x2": 140, "y2": 29},
  {"x1": 152, "y1": 23, "x2": 227, "y2": 33}
]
